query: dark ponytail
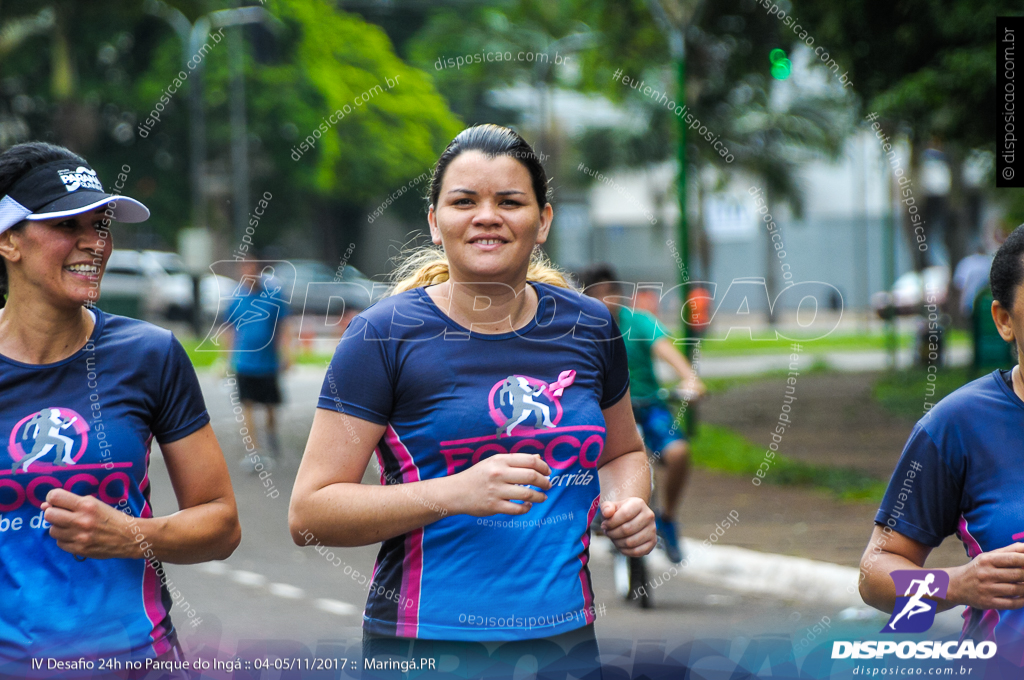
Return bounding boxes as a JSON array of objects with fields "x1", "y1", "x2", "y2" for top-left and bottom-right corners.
[{"x1": 0, "y1": 142, "x2": 88, "y2": 307}]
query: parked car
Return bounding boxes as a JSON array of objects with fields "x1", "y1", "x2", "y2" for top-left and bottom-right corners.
[
  {"x1": 140, "y1": 250, "x2": 195, "y2": 321},
  {"x1": 198, "y1": 272, "x2": 240, "y2": 327},
  {"x1": 272, "y1": 259, "x2": 377, "y2": 317},
  {"x1": 97, "y1": 250, "x2": 149, "y2": 319},
  {"x1": 99, "y1": 249, "x2": 207, "y2": 322},
  {"x1": 871, "y1": 265, "x2": 950, "y2": 319}
]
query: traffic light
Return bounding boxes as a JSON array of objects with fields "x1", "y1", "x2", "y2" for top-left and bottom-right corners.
[{"x1": 770, "y1": 48, "x2": 791, "y2": 80}]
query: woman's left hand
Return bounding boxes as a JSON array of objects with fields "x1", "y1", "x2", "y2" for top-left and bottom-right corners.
[
  {"x1": 42, "y1": 488, "x2": 137, "y2": 560},
  {"x1": 600, "y1": 497, "x2": 657, "y2": 557}
]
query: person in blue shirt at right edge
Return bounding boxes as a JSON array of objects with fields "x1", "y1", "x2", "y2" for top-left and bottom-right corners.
[{"x1": 861, "y1": 223, "x2": 1024, "y2": 666}]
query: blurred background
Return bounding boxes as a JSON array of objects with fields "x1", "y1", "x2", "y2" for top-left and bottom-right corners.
[
  {"x1": 2, "y1": 0, "x2": 1018, "y2": 664},
  {"x1": 2, "y1": 0, "x2": 1015, "y2": 343}
]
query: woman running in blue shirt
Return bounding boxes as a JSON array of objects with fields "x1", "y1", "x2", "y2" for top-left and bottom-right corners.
[
  {"x1": 861, "y1": 224, "x2": 1024, "y2": 654},
  {"x1": 290, "y1": 125, "x2": 655, "y2": 679},
  {"x1": 0, "y1": 143, "x2": 240, "y2": 674}
]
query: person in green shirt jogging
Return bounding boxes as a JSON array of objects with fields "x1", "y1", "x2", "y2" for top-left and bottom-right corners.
[{"x1": 581, "y1": 264, "x2": 705, "y2": 563}]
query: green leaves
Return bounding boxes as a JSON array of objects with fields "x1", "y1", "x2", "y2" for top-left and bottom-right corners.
[{"x1": 0, "y1": 0, "x2": 463, "y2": 249}]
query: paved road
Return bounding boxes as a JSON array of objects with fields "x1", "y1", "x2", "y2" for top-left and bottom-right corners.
[{"x1": 147, "y1": 366, "x2": 963, "y2": 668}]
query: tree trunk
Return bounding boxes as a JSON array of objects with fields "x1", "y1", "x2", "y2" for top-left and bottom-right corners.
[
  {"x1": 944, "y1": 143, "x2": 970, "y2": 281},
  {"x1": 314, "y1": 199, "x2": 364, "y2": 271},
  {"x1": 50, "y1": 3, "x2": 98, "y2": 153},
  {"x1": 903, "y1": 136, "x2": 928, "y2": 272},
  {"x1": 694, "y1": 176, "x2": 712, "y2": 282}
]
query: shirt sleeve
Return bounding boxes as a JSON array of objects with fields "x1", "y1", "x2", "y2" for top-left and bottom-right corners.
[
  {"x1": 317, "y1": 315, "x2": 394, "y2": 425},
  {"x1": 874, "y1": 422, "x2": 964, "y2": 548},
  {"x1": 152, "y1": 335, "x2": 211, "y2": 444},
  {"x1": 273, "y1": 284, "x2": 290, "y2": 320},
  {"x1": 599, "y1": 307, "x2": 631, "y2": 409},
  {"x1": 635, "y1": 310, "x2": 670, "y2": 343}
]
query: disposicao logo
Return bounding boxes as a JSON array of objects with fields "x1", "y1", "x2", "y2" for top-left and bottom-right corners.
[
  {"x1": 883, "y1": 569, "x2": 948, "y2": 634},
  {"x1": 831, "y1": 569, "x2": 997, "y2": 661},
  {"x1": 831, "y1": 640, "x2": 996, "y2": 661}
]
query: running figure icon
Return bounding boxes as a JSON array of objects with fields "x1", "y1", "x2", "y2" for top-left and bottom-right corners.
[
  {"x1": 496, "y1": 376, "x2": 555, "y2": 438},
  {"x1": 11, "y1": 408, "x2": 78, "y2": 473},
  {"x1": 887, "y1": 573, "x2": 940, "y2": 630}
]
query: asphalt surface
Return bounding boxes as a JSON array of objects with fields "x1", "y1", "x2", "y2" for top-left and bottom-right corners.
[{"x1": 146, "y1": 365, "x2": 965, "y2": 673}]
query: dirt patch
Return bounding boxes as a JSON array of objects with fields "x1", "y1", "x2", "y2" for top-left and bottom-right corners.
[
  {"x1": 698, "y1": 371, "x2": 920, "y2": 478},
  {"x1": 674, "y1": 468, "x2": 967, "y2": 569},
  {"x1": 664, "y1": 371, "x2": 967, "y2": 569}
]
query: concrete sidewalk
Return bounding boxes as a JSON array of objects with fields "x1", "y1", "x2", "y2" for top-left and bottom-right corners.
[{"x1": 589, "y1": 534, "x2": 968, "y2": 634}]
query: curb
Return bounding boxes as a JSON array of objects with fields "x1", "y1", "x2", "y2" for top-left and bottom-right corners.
[{"x1": 592, "y1": 535, "x2": 862, "y2": 607}]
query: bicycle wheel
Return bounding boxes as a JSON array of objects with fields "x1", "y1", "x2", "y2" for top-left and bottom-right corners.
[{"x1": 630, "y1": 556, "x2": 651, "y2": 609}]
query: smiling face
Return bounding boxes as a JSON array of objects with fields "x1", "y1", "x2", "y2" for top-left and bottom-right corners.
[
  {"x1": 427, "y1": 150, "x2": 552, "y2": 286},
  {"x1": 0, "y1": 208, "x2": 112, "y2": 309}
]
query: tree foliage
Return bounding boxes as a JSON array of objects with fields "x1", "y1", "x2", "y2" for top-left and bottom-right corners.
[{"x1": 0, "y1": 0, "x2": 462, "y2": 256}]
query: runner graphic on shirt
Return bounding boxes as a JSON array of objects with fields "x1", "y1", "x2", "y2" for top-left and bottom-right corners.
[
  {"x1": 496, "y1": 376, "x2": 555, "y2": 438},
  {"x1": 11, "y1": 408, "x2": 78, "y2": 472}
]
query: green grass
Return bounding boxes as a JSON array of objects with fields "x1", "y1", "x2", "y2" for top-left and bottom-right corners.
[
  {"x1": 871, "y1": 366, "x2": 987, "y2": 420},
  {"x1": 699, "y1": 355, "x2": 833, "y2": 394},
  {"x1": 690, "y1": 329, "x2": 969, "y2": 356},
  {"x1": 180, "y1": 338, "x2": 221, "y2": 369},
  {"x1": 181, "y1": 340, "x2": 343, "y2": 372},
  {"x1": 294, "y1": 351, "x2": 334, "y2": 366},
  {"x1": 689, "y1": 423, "x2": 888, "y2": 502}
]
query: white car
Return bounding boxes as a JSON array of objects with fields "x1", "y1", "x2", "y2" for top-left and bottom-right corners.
[
  {"x1": 140, "y1": 250, "x2": 195, "y2": 321},
  {"x1": 199, "y1": 272, "x2": 242, "y2": 326},
  {"x1": 101, "y1": 250, "x2": 198, "y2": 321},
  {"x1": 871, "y1": 265, "x2": 950, "y2": 318}
]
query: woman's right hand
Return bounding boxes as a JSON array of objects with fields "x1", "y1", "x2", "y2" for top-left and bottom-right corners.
[
  {"x1": 447, "y1": 453, "x2": 552, "y2": 517},
  {"x1": 947, "y1": 543, "x2": 1024, "y2": 610}
]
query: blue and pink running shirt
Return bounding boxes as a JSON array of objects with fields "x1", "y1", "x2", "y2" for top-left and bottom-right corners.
[
  {"x1": 875, "y1": 369, "x2": 1024, "y2": 649},
  {"x1": 318, "y1": 282, "x2": 630, "y2": 641},
  {"x1": 0, "y1": 308, "x2": 210, "y2": 663}
]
